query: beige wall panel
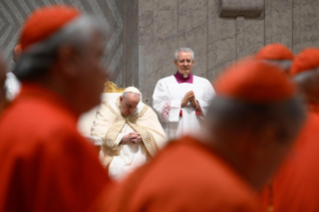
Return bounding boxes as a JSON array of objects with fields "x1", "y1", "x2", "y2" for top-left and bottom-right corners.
[
  {"x1": 123, "y1": 0, "x2": 138, "y2": 87},
  {"x1": 207, "y1": 0, "x2": 236, "y2": 80},
  {"x1": 265, "y1": 0, "x2": 293, "y2": 48},
  {"x1": 241, "y1": 16, "x2": 264, "y2": 57},
  {"x1": 138, "y1": 0, "x2": 155, "y2": 104},
  {"x1": 7, "y1": 0, "x2": 319, "y2": 103},
  {"x1": 178, "y1": 0, "x2": 208, "y2": 77},
  {"x1": 139, "y1": 0, "x2": 178, "y2": 103},
  {"x1": 293, "y1": 0, "x2": 319, "y2": 54}
]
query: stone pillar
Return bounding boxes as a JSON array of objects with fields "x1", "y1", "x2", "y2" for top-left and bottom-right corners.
[{"x1": 123, "y1": 0, "x2": 139, "y2": 88}]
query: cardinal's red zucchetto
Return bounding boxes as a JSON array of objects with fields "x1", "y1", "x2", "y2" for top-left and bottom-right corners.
[
  {"x1": 290, "y1": 48, "x2": 319, "y2": 76},
  {"x1": 214, "y1": 59, "x2": 296, "y2": 103},
  {"x1": 20, "y1": 5, "x2": 80, "y2": 51},
  {"x1": 255, "y1": 43, "x2": 294, "y2": 60}
]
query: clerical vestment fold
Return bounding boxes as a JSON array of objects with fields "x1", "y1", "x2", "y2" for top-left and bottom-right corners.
[
  {"x1": 153, "y1": 75, "x2": 214, "y2": 139},
  {"x1": 91, "y1": 98, "x2": 167, "y2": 180}
]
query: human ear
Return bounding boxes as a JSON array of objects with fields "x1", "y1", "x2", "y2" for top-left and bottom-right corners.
[{"x1": 174, "y1": 60, "x2": 179, "y2": 67}]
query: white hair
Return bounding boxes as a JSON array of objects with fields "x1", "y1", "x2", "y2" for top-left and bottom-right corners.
[
  {"x1": 14, "y1": 14, "x2": 109, "y2": 81},
  {"x1": 174, "y1": 47, "x2": 195, "y2": 61},
  {"x1": 122, "y1": 86, "x2": 142, "y2": 101}
]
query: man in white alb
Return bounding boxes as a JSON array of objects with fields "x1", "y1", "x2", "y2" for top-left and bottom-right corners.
[
  {"x1": 153, "y1": 47, "x2": 215, "y2": 139},
  {"x1": 91, "y1": 87, "x2": 167, "y2": 181}
]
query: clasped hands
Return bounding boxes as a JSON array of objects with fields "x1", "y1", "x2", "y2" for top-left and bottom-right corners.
[
  {"x1": 181, "y1": 91, "x2": 198, "y2": 108},
  {"x1": 121, "y1": 132, "x2": 142, "y2": 144}
]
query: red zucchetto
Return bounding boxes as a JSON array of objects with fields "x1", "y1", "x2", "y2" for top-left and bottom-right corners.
[
  {"x1": 290, "y1": 48, "x2": 319, "y2": 75},
  {"x1": 214, "y1": 59, "x2": 296, "y2": 103},
  {"x1": 255, "y1": 43, "x2": 294, "y2": 60},
  {"x1": 20, "y1": 5, "x2": 80, "y2": 51}
]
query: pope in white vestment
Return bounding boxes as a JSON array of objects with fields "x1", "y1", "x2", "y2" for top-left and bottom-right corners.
[
  {"x1": 153, "y1": 48, "x2": 215, "y2": 139},
  {"x1": 91, "y1": 87, "x2": 167, "y2": 181}
]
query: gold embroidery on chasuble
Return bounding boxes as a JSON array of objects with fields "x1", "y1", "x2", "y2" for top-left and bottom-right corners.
[{"x1": 102, "y1": 100, "x2": 158, "y2": 166}]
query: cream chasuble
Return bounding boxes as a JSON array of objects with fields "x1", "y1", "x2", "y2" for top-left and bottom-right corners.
[
  {"x1": 153, "y1": 75, "x2": 214, "y2": 140},
  {"x1": 91, "y1": 98, "x2": 167, "y2": 181}
]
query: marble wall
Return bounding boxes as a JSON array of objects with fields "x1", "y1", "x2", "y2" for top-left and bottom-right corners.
[
  {"x1": 0, "y1": 0, "x2": 125, "y2": 85},
  {"x1": 122, "y1": 0, "x2": 139, "y2": 88},
  {"x1": 2, "y1": 0, "x2": 319, "y2": 103},
  {"x1": 133, "y1": 0, "x2": 319, "y2": 104}
]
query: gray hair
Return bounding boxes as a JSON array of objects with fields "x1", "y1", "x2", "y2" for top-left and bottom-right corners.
[
  {"x1": 206, "y1": 96, "x2": 305, "y2": 142},
  {"x1": 293, "y1": 67, "x2": 319, "y2": 100},
  {"x1": 122, "y1": 92, "x2": 142, "y2": 102},
  {"x1": 14, "y1": 14, "x2": 109, "y2": 81},
  {"x1": 174, "y1": 47, "x2": 195, "y2": 61},
  {"x1": 122, "y1": 86, "x2": 142, "y2": 100},
  {"x1": 261, "y1": 59, "x2": 292, "y2": 72}
]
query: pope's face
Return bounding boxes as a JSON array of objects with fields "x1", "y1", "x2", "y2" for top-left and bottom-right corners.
[
  {"x1": 120, "y1": 93, "x2": 140, "y2": 117},
  {"x1": 174, "y1": 51, "x2": 195, "y2": 76}
]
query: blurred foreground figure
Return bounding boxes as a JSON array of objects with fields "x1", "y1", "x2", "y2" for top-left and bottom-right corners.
[
  {"x1": 259, "y1": 48, "x2": 319, "y2": 212},
  {"x1": 4, "y1": 44, "x2": 21, "y2": 100},
  {"x1": 0, "y1": 54, "x2": 8, "y2": 112},
  {"x1": 0, "y1": 5, "x2": 111, "y2": 212},
  {"x1": 94, "y1": 60, "x2": 305, "y2": 212},
  {"x1": 255, "y1": 43, "x2": 294, "y2": 73},
  {"x1": 91, "y1": 87, "x2": 167, "y2": 181},
  {"x1": 153, "y1": 48, "x2": 214, "y2": 140},
  {"x1": 12, "y1": 44, "x2": 22, "y2": 63}
]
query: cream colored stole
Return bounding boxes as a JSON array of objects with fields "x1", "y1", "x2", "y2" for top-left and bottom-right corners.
[{"x1": 101, "y1": 101, "x2": 158, "y2": 166}]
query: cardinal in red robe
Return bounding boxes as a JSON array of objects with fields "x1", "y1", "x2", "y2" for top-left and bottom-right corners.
[
  {"x1": 0, "y1": 5, "x2": 111, "y2": 212},
  {"x1": 259, "y1": 48, "x2": 319, "y2": 212}
]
